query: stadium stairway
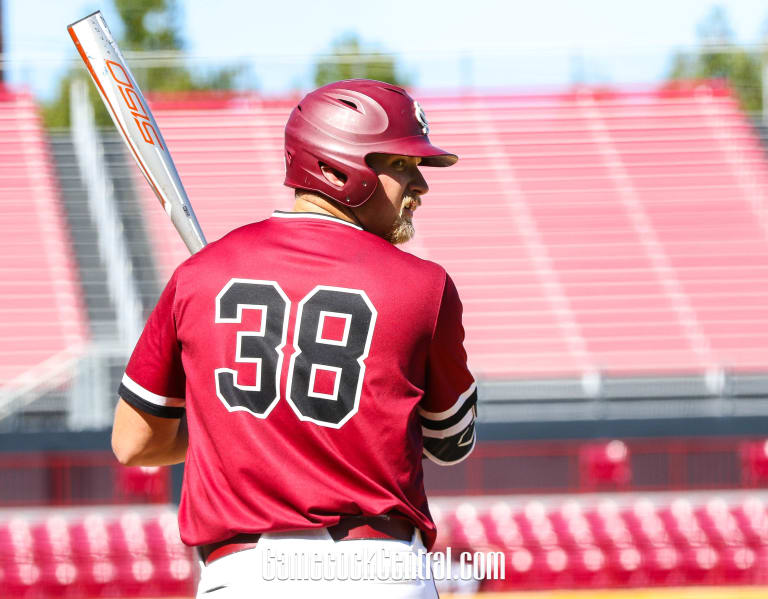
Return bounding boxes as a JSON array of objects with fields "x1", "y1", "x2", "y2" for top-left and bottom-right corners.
[
  {"x1": 749, "y1": 116, "x2": 768, "y2": 159},
  {"x1": 100, "y1": 131, "x2": 161, "y2": 317},
  {"x1": 48, "y1": 131, "x2": 117, "y2": 340},
  {"x1": 0, "y1": 388, "x2": 72, "y2": 433}
]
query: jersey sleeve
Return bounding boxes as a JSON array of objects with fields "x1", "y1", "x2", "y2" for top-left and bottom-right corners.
[
  {"x1": 118, "y1": 269, "x2": 186, "y2": 419},
  {"x1": 419, "y1": 273, "x2": 477, "y2": 465}
]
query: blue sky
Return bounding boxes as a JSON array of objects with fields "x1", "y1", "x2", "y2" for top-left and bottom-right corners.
[{"x1": 6, "y1": 0, "x2": 768, "y2": 99}]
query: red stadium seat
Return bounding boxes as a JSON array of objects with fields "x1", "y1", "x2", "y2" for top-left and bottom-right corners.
[
  {"x1": 586, "y1": 501, "x2": 633, "y2": 549},
  {"x1": 550, "y1": 502, "x2": 595, "y2": 549},
  {"x1": 604, "y1": 544, "x2": 644, "y2": 586},
  {"x1": 568, "y1": 544, "x2": 608, "y2": 586},
  {"x1": 118, "y1": 466, "x2": 169, "y2": 502},
  {"x1": 0, "y1": 90, "x2": 87, "y2": 392},
  {"x1": 153, "y1": 554, "x2": 196, "y2": 596},
  {"x1": 79, "y1": 559, "x2": 118, "y2": 596},
  {"x1": 2, "y1": 562, "x2": 43, "y2": 597},
  {"x1": 579, "y1": 440, "x2": 631, "y2": 490},
  {"x1": 643, "y1": 544, "x2": 681, "y2": 585},
  {"x1": 659, "y1": 499, "x2": 708, "y2": 549},
  {"x1": 0, "y1": 510, "x2": 200, "y2": 597},
  {"x1": 740, "y1": 440, "x2": 768, "y2": 486},
  {"x1": 696, "y1": 499, "x2": 745, "y2": 548},
  {"x1": 480, "y1": 502, "x2": 525, "y2": 550},
  {"x1": 624, "y1": 499, "x2": 671, "y2": 548},
  {"x1": 38, "y1": 561, "x2": 79, "y2": 597},
  {"x1": 530, "y1": 546, "x2": 570, "y2": 588},
  {"x1": 732, "y1": 497, "x2": 768, "y2": 547},
  {"x1": 439, "y1": 491, "x2": 768, "y2": 591},
  {"x1": 488, "y1": 548, "x2": 533, "y2": 590},
  {"x1": 516, "y1": 501, "x2": 559, "y2": 550},
  {"x1": 679, "y1": 544, "x2": 720, "y2": 584},
  {"x1": 719, "y1": 546, "x2": 757, "y2": 584},
  {"x1": 445, "y1": 503, "x2": 488, "y2": 553},
  {"x1": 135, "y1": 85, "x2": 768, "y2": 379}
]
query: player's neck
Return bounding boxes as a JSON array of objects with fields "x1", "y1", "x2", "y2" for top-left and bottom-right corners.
[{"x1": 291, "y1": 193, "x2": 361, "y2": 227}]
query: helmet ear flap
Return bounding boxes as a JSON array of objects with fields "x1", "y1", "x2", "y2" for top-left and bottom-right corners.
[
  {"x1": 288, "y1": 145, "x2": 377, "y2": 208},
  {"x1": 355, "y1": 164, "x2": 379, "y2": 207},
  {"x1": 318, "y1": 162, "x2": 348, "y2": 187},
  {"x1": 317, "y1": 155, "x2": 378, "y2": 207}
]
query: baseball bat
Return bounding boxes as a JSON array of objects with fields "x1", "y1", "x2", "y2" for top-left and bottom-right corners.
[{"x1": 67, "y1": 11, "x2": 207, "y2": 254}]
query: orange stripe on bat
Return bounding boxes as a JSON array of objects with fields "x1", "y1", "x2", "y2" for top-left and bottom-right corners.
[{"x1": 67, "y1": 26, "x2": 167, "y2": 210}]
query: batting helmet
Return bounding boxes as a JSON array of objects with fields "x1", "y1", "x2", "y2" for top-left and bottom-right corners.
[{"x1": 283, "y1": 79, "x2": 458, "y2": 207}]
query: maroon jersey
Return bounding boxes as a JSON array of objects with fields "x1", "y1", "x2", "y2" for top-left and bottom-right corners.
[{"x1": 119, "y1": 211, "x2": 476, "y2": 549}]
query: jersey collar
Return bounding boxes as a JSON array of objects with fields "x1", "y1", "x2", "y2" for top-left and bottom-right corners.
[{"x1": 271, "y1": 210, "x2": 364, "y2": 231}]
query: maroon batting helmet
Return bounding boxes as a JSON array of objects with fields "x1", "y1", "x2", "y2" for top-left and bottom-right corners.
[{"x1": 283, "y1": 79, "x2": 458, "y2": 207}]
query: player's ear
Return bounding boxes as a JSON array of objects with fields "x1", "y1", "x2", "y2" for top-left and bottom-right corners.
[{"x1": 320, "y1": 163, "x2": 347, "y2": 188}]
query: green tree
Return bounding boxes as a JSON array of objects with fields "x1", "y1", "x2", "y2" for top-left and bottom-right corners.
[
  {"x1": 313, "y1": 34, "x2": 409, "y2": 88},
  {"x1": 668, "y1": 5, "x2": 762, "y2": 113},
  {"x1": 43, "y1": 0, "x2": 241, "y2": 128}
]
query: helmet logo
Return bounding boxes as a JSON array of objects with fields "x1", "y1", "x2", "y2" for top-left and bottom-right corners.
[{"x1": 414, "y1": 101, "x2": 429, "y2": 136}]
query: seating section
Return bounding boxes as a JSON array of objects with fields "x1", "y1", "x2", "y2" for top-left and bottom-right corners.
[
  {"x1": 0, "y1": 509, "x2": 195, "y2": 597},
  {"x1": 136, "y1": 84, "x2": 768, "y2": 379},
  {"x1": 135, "y1": 94, "x2": 296, "y2": 279},
  {"x1": 0, "y1": 88, "x2": 86, "y2": 390},
  {"x1": 434, "y1": 494, "x2": 768, "y2": 591},
  {"x1": 3, "y1": 495, "x2": 768, "y2": 595}
]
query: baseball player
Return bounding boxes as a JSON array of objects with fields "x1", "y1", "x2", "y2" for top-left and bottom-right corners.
[{"x1": 111, "y1": 79, "x2": 477, "y2": 598}]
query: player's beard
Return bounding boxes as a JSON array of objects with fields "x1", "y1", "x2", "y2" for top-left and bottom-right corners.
[{"x1": 386, "y1": 195, "x2": 419, "y2": 245}]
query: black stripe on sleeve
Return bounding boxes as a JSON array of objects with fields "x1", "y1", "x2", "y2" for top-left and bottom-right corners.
[
  {"x1": 420, "y1": 388, "x2": 478, "y2": 432},
  {"x1": 119, "y1": 383, "x2": 185, "y2": 419},
  {"x1": 423, "y1": 419, "x2": 476, "y2": 465}
]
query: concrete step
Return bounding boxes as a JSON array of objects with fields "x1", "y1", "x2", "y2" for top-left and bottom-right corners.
[
  {"x1": 49, "y1": 132, "x2": 119, "y2": 340},
  {"x1": 100, "y1": 130, "x2": 161, "y2": 314}
]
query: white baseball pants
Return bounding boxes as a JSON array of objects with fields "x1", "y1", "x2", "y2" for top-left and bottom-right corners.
[{"x1": 195, "y1": 527, "x2": 439, "y2": 599}]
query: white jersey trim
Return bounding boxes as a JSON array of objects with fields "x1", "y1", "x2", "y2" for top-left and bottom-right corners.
[
  {"x1": 121, "y1": 374, "x2": 186, "y2": 408},
  {"x1": 421, "y1": 409, "x2": 475, "y2": 439},
  {"x1": 419, "y1": 381, "x2": 476, "y2": 421},
  {"x1": 423, "y1": 434, "x2": 476, "y2": 466},
  {"x1": 271, "y1": 211, "x2": 363, "y2": 231}
]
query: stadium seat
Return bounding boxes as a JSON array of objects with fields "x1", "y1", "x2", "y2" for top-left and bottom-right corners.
[
  {"x1": 732, "y1": 497, "x2": 768, "y2": 547},
  {"x1": 2, "y1": 561, "x2": 42, "y2": 597},
  {"x1": 78, "y1": 559, "x2": 118, "y2": 597},
  {"x1": 549, "y1": 501, "x2": 595, "y2": 549},
  {"x1": 679, "y1": 544, "x2": 720, "y2": 584},
  {"x1": 136, "y1": 85, "x2": 768, "y2": 380},
  {"x1": 6, "y1": 495, "x2": 768, "y2": 594},
  {"x1": 740, "y1": 440, "x2": 768, "y2": 486},
  {"x1": 719, "y1": 546, "x2": 757, "y2": 584},
  {"x1": 440, "y1": 492, "x2": 768, "y2": 590},
  {"x1": 0, "y1": 90, "x2": 87, "y2": 391},
  {"x1": 568, "y1": 544, "x2": 608, "y2": 586},
  {"x1": 480, "y1": 502, "x2": 524, "y2": 549},
  {"x1": 0, "y1": 509, "x2": 198, "y2": 597},
  {"x1": 586, "y1": 501, "x2": 633, "y2": 549},
  {"x1": 118, "y1": 466, "x2": 169, "y2": 502},
  {"x1": 642, "y1": 544, "x2": 680, "y2": 585},
  {"x1": 624, "y1": 499, "x2": 671, "y2": 548},
  {"x1": 579, "y1": 440, "x2": 631, "y2": 490},
  {"x1": 604, "y1": 544, "x2": 644, "y2": 586}
]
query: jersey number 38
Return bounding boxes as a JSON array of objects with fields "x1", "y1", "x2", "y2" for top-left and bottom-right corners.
[{"x1": 214, "y1": 279, "x2": 377, "y2": 429}]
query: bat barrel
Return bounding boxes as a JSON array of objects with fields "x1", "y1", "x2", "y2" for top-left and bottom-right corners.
[{"x1": 68, "y1": 11, "x2": 207, "y2": 254}]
